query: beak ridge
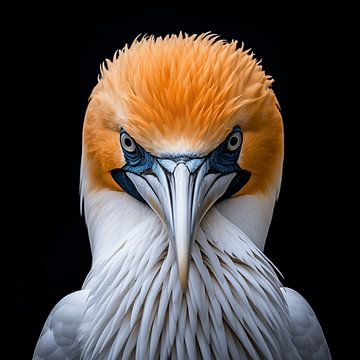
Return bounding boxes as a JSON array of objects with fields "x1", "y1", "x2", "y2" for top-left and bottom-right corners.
[
  {"x1": 170, "y1": 163, "x2": 194, "y2": 290},
  {"x1": 126, "y1": 158, "x2": 236, "y2": 291}
]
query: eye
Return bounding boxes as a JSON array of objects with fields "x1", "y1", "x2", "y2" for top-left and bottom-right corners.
[
  {"x1": 227, "y1": 132, "x2": 242, "y2": 151},
  {"x1": 120, "y1": 132, "x2": 136, "y2": 153}
]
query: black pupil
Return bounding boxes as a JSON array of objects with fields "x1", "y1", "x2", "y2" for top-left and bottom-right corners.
[
  {"x1": 230, "y1": 136, "x2": 238, "y2": 146},
  {"x1": 124, "y1": 137, "x2": 132, "y2": 148}
]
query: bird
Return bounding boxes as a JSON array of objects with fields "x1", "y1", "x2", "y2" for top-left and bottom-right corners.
[{"x1": 33, "y1": 33, "x2": 331, "y2": 359}]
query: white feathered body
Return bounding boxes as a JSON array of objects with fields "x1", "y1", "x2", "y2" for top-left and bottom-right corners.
[{"x1": 34, "y1": 189, "x2": 331, "y2": 359}]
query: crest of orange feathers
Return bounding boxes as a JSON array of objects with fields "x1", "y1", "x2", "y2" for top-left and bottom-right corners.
[{"x1": 84, "y1": 33, "x2": 283, "y2": 195}]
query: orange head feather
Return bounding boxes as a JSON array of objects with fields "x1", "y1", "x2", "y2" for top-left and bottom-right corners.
[{"x1": 83, "y1": 33, "x2": 283, "y2": 196}]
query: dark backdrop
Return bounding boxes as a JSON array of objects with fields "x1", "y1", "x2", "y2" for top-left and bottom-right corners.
[{"x1": 15, "y1": 5, "x2": 357, "y2": 359}]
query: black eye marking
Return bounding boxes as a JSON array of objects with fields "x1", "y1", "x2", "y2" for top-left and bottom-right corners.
[
  {"x1": 218, "y1": 169, "x2": 251, "y2": 202},
  {"x1": 207, "y1": 126, "x2": 250, "y2": 201},
  {"x1": 207, "y1": 126, "x2": 243, "y2": 173},
  {"x1": 111, "y1": 129, "x2": 154, "y2": 203}
]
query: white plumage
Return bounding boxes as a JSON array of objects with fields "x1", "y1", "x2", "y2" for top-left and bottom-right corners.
[
  {"x1": 34, "y1": 189, "x2": 331, "y2": 359},
  {"x1": 33, "y1": 33, "x2": 331, "y2": 359}
]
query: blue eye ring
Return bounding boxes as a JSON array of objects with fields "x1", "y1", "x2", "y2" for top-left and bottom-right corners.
[{"x1": 119, "y1": 129, "x2": 153, "y2": 170}]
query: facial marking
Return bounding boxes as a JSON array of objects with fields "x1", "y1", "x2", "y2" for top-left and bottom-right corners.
[
  {"x1": 111, "y1": 126, "x2": 250, "y2": 204},
  {"x1": 82, "y1": 33, "x2": 283, "y2": 197}
]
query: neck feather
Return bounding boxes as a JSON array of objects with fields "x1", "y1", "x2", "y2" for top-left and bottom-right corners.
[{"x1": 79, "y1": 190, "x2": 295, "y2": 359}]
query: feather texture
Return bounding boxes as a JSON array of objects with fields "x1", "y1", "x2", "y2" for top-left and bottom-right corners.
[
  {"x1": 34, "y1": 188, "x2": 331, "y2": 360},
  {"x1": 82, "y1": 33, "x2": 284, "y2": 197},
  {"x1": 33, "y1": 290, "x2": 88, "y2": 360},
  {"x1": 35, "y1": 32, "x2": 331, "y2": 360},
  {"x1": 78, "y1": 192, "x2": 299, "y2": 359},
  {"x1": 282, "y1": 288, "x2": 332, "y2": 360}
]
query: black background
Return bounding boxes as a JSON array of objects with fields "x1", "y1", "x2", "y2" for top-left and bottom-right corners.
[{"x1": 14, "y1": 4, "x2": 357, "y2": 359}]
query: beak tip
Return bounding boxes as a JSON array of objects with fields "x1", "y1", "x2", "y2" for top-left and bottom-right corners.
[
  {"x1": 175, "y1": 244, "x2": 191, "y2": 292},
  {"x1": 178, "y1": 264, "x2": 189, "y2": 292}
]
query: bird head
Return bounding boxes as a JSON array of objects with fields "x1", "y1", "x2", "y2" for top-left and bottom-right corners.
[{"x1": 82, "y1": 33, "x2": 283, "y2": 290}]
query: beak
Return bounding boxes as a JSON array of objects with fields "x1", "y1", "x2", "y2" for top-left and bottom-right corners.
[{"x1": 126, "y1": 158, "x2": 236, "y2": 290}]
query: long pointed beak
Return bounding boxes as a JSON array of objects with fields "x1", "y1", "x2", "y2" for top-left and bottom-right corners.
[
  {"x1": 127, "y1": 159, "x2": 236, "y2": 290},
  {"x1": 170, "y1": 163, "x2": 193, "y2": 289}
]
